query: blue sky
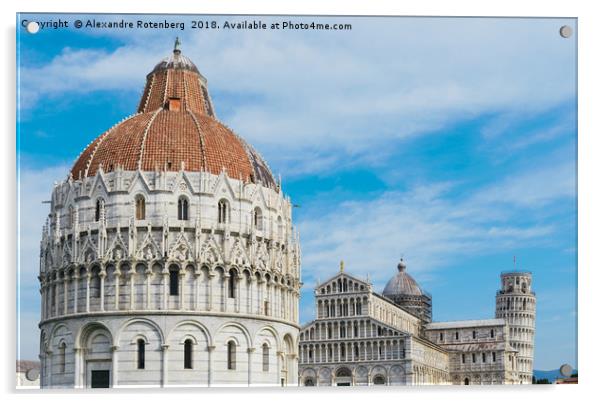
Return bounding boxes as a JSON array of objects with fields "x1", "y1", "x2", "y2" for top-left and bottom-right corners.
[{"x1": 17, "y1": 14, "x2": 577, "y2": 371}]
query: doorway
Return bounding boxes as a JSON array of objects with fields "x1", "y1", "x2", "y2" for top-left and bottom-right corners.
[{"x1": 91, "y1": 370, "x2": 110, "y2": 388}]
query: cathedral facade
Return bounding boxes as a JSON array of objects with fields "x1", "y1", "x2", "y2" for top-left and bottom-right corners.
[
  {"x1": 38, "y1": 42, "x2": 301, "y2": 388},
  {"x1": 298, "y1": 260, "x2": 535, "y2": 386}
]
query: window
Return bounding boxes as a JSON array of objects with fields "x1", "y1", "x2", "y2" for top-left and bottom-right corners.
[
  {"x1": 178, "y1": 197, "x2": 189, "y2": 221},
  {"x1": 507, "y1": 299, "x2": 510, "y2": 309},
  {"x1": 490, "y1": 329, "x2": 495, "y2": 338},
  {"x1": 59, "y1": 342, "x2": 66, "y2": 373},
  {"x1": 492, "y1": 352, "x2": 496, "y2": 362},
  {"x1": 523, "y1": 299, "x2": 527, "y2": 310},
  {"x1": 482, "y1": 353, "x2": 486, "y2": 363},
  {"x1": 439, "y1": 332, "x2": 443, "y2": 341},
  {"x1": 462, "y1": 354, "x2": 466, "y2": 364},
  {"x1": 168, "y1": 97, "x2": 181, "y2": 111},
  {"x1": 304, "y1": 378, "x2": 315, "y2": 386},
  {"x1": 455, "y1": 331, "x2": 459, "y2": 340},
  {"x1": 464, "y1": 378, "x2": 470, "y2": 385},
  {"x1": 169, "y1": 267, "x2": 179, "y2": 296},
  {"x1": 89, "y1": 269, "x2": 101, "y2": 298},
  {"x1": 227, "y1": 341, "x2": 236, "y2": 370},
  {"x1": 135, "y1": 195, "x2": 146, "y2": 220},
  {"x1": 184, "y1": 339, "x2": 193, "y2": 369},
  {"x1": 95, "y1": 198, "x2": 104, "y2": 222},
  {"x1": 218, "y1": 199, "x2": 228, "y2": 224},
  {"x1": 254, "y1": 207, "x2": 263, "y2": 230},
  {"x1": 137, "y1": 339, "x2": 145, "y2": 369},
  {"x1": 262, "y1": 344, "x2": 269, "y2": 371},
  {"x1": 472, "y1": 353, "x2": 476, "y2": 363},
  {"x1": 472, "y1": 330, "x2": 476, "y2": 339},
  {"x1": 264, "y1": 300, "x2": 269, "y2": 316},
  {"x1": 228, "y1": 269, "x2": 237, "y2": 298}
]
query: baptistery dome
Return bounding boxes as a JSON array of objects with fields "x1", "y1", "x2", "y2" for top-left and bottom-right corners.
[
  {"x1": 38, "y1": 40, "x2": 300, "y2": 389},
  {"x1": 70, "y1": 43, "x2": 276, "y2": 189}
]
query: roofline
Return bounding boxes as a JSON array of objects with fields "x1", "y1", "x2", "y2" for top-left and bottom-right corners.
[
  {"x1": 500, "y1": 271, "x2": 532, "y2": 276},
  {"x1": 425, "y1": 318, "x2": 506, "y2": 330}
]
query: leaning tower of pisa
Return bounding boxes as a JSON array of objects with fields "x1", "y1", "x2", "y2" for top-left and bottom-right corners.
[{"x1": 495, "y1": 272, "x2": 536, "y2": 384}]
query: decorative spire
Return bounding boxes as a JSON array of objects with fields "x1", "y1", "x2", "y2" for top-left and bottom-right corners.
[
  {"x1": 340, "y1": 260, "x2": 345, "y2": 272},
  {"x1": 397, "y1": 257, "x2": 406, "y2": 272},
  {"x1": 173, "y1": 37, "x2": 182, "y2": 54}
]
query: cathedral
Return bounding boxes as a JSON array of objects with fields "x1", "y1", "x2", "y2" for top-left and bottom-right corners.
[
  {"x1": 37, "y1": 41, "x2": 301, "y2": 388},
  {"x1": 298, "y1": 260, "x2": 535, "y2": 386}
]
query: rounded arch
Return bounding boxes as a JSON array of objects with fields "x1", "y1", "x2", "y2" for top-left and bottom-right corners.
[
  {"x1": 74, "y1": 321, "x2": 113, "y2": 349},
  {"x1": 215, "y1": 322, "x2": 252, "y2": 348},
  {"x1": 115, "y1": 317, "x2": 165, "y2": 346},
  {"x1": 166, "y1": 320, "x2": 212, "y2": 347},
  {"x1": 253, "y1": 325, "x2": 281, "y2": 350}
]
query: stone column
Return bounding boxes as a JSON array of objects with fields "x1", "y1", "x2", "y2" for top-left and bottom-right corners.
[
  {"x1": 247, "y1": 347, "x2": 255, "y2": 385},
  {"x1": 195, "y1": 270, "x2": 201, "y2": 310},
  {"x1": 207, "y1": 271, "x2": 215, "y2": 311},
  {"x1": 179, "y1": 269, "x2": 185, "y2": 310},
  {"x1": 207, "y1": 345, "x2": 215, "y2": 386},
  {"x1": 162, "y1": 269, "x2": 169, "y2": 310},
  {"x1": 73, "y1": 347, "x2": 81, "y2": 388},
  {"x1": 85, "y1": 271, "x2": 91, "y2": 313},
  {"x1": 161, "y1": 344, "x2": 169, "y2": 387},
  {"x1": 111, "y1": 345, "x2": 119, "y2": 387},
  {"x1": 129, "y1": 268, "x2": 136, "y2": 310},
  {"x1": 73, "y1": 272, "x2": 79, "y2": 313},
  {"x1": 53, "y1": 278, "x2": 59, "y2": 317},
  {"x1": 222, "y1": 273, "x2": 229, "y2": 312},
  {"x1": 236, "y1": 274, "x2": 242, "y2": 313},
  {"x1": 114, "y1": 269, "x2": 120, "y2": 310},
  {"x1": 146, "y1": 267, "x2": 152, "y2": 310},
  {"x1": 63, "y1": 275, "x2": 69, "y2": 315},
  {"x1": 99, "y1": 267, "x2": 106, "y2": 312}
]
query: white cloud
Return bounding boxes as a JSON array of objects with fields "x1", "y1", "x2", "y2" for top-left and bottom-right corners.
[
  {"x1": 297, "y1": 159, "x2": 575, "y2": 291},
  {"x1": 19, "y1": 17, "x2": 576, "y2": 173}
]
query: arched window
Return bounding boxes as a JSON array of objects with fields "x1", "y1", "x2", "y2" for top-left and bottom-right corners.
[
  {"x1": 137, "y1": 339, "x2": 145, "y2": 369},
  {"x1": 472, "y1": 330, "x2": 476, "y2": 339},
  {"x1": 169, "y1": 266, "x2": 179, "y2": 296},
  {"x1": 58, "y1": 342, "x2": 66, "y2": 373},
  {"x1": 490, "y1": 329, "x2": 495, "y2": 338},
  {"x1": 95, "y1": 198, "x2": 104, "y2": 222},
  {"x1": 523, "y1": 299, "x2": 527, "y2": 310},
  {"x1": 492, "y1": 352, "x2": 496, "y2": 362},
  {"x1": 227, "y1": 341, "x2": 236, "y2": 370},
  {"x1": 135, "y1": 195, "x2": 146, "y2": 220},
  {"x1": 178, "y1": 197, "x2": 189, "y2": 221},
  {"x1": 228, "y1": 269, "x2": 237, "y2": 298},
  {"x1": 507, "y1": 299, "x2": 511, "y2": 309},
  {"x1": 90, "y1": 268, "x2": 101, "y2": 298},
  {"x1": 262, "y1": 343, "x2": 269, "y2": 372},
  {"x1": 254, "y1": 207, "x2": 263, "y2": 230},
  {"x1": 218, "y1": 199, "x2": 229, "y2": 224},
  {"x1": 184, "y1": 339, "x2": 193, "y2": 369}
]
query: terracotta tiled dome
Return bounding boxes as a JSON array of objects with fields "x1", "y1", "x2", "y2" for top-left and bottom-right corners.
[{"x1": 70, "y1": 40, "x2": 276, "y2": 190}]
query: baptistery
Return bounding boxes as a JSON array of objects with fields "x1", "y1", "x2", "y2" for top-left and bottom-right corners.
[{"x1": 38, "y1": 40, "x2": 301, "y2": 388}]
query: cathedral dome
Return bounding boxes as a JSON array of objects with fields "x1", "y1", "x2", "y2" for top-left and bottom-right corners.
[
  {"x1": 382, "y1": 258, "x2": 424, "y2": 297},
  {"x1": 70, "y1": 40, "x2": 276, "y2": 190}
]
